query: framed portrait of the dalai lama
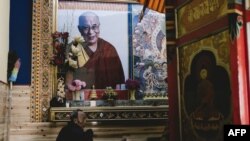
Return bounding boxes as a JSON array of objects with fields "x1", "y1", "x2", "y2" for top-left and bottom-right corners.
[
  {"x1": 57, "y1": 1, "x2": 167, "y2": 94},
  {"x1": 31, "y1": 0, "x2": 167, "y2": 121}
]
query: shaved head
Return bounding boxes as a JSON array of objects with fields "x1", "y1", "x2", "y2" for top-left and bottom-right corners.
[{"x1": 78, "y1": 11, "x2": 100, "y2": 26}]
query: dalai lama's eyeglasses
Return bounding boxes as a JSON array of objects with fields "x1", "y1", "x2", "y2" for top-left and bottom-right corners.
[{"x1": 78, "y1": 24, "x2": 100, "y2": 33}]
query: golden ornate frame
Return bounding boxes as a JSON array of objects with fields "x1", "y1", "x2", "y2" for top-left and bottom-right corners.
[{"x1": 31, "y1": 0, "x2": 138, "y2": 122}]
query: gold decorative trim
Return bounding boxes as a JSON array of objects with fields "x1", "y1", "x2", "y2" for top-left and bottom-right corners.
[
  {"x1": 59, "y1": 1, "x2": 129, "y2": 11},
  {"x1": 31, "y1": 0, "x2": 55, "y2": 122},
  {"x1": 50, "y1": 106, "x2": 168, "y2": 122},
  {"x1": 31, "y1": 0, "x2": 40, "y2": 122},
  {"x1": 176, "y1": 0, "x2": 228, "y2": 38}
]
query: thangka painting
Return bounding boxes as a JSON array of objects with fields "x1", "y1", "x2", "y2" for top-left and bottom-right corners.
[
  {"x1": 178, "y1": 30, "x2": 232, "y2": 141},
  {"x1": 130, "y1": 5, "x2": 167, "y2": 99}
]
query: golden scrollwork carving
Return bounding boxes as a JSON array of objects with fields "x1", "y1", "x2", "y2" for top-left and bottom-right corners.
[{"x1": 31, "y1": 0, "x2": 55, "y2": 122}]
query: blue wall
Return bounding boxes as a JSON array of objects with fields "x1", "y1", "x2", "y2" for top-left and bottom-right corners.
[{"x1": 9, "y1": 0, "x2": 32, "y2": 84}]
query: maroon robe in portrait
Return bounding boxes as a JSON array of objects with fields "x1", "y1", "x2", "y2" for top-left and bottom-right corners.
[{"x1": 73, "y1": 38, "x2": 125, "y2": 89}]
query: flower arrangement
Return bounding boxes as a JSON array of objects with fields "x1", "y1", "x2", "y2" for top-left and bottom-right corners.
[
  {"x1": 67, "y1": 79, "x2": 86, "y2": 92},
  {"x1": 125, "y1": 79, "x2": 140, "y2": 90},
  {"x1": 50, "y1": 31, "x2": 69, "y2": 67},
  {"x1": 102, "y1": 87, "x2": 118, "y2": 100}
]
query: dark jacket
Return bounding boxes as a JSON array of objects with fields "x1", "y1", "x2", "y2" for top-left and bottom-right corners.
[{"x1": 56, "y1": 122, "x2": 93, "y2": 141}]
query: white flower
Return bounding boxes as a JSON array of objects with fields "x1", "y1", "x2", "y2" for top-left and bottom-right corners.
[
  {"x1": 71, "y1": 44, "x2": 81, "y2": 55},
  {"x1": 74, "y1": 36, "x2": 85, "y2": 44}
]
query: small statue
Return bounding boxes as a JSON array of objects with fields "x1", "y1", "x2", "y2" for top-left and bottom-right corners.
[{"x1": 89, "y1": 85, "x2": 97, "y2": 100}]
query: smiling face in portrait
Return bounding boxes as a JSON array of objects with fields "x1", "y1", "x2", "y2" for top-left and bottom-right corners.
[{"x1": 78, "y1": 12, "x2": 100, "y2": 46}]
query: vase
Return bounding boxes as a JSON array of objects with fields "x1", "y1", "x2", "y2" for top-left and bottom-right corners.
[
  {"x1": 72, "y1": 90, "x2": 84, "y2": 101},
  {"x1": 107, "y1": 99, "x2": 115, "y2": 106},
  {"x1": 129, "y1": 89, "x2": 136, "y2": 100},
  {"x1": 73, "y1": 91, "x2": 80, "y2": 100}
]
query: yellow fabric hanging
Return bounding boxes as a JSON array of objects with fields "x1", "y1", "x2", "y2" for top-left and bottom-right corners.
[
  {"x1": 77, "y1": 44, "x2": 89, "y2": 68},
  {"x1": 137, "y1": 0, "x2": 165, "y2": 13}
]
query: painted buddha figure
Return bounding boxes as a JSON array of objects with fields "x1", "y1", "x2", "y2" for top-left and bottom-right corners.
[{"x1": 190, "y1": 68, "x2": 224, "y2": 140}]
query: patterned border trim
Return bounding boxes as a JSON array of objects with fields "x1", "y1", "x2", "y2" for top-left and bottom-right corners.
[
  {"x1": 50, "y1": 106, "x2": 168, "y2": 122},
  {"x1": 31, "y1": 0, "x2": 55, "y2": 122},
  {"x1": 31, "y1": 0, "x2": 41, "y2": 122},
  {"x1": 59, "y1": 1, "x2": 128, "y2": 11}
]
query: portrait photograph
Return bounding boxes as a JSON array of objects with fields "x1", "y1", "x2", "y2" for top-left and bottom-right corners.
[
  {"x1": 57, "y1": 1, "x2": 129, "y2": 82},
  {"x1": 56, "y1": 1, "x2": 167, "y2": 95}
]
